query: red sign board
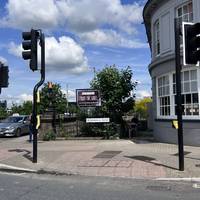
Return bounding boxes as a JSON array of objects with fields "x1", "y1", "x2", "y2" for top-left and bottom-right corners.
[{"x1": 76, "y1": 89, "x2": 101, "y2": 107}]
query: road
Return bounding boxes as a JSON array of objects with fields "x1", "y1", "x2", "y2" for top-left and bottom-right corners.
[{"x1": 0, "y1": 172, "x2": 199, "y2": 200}]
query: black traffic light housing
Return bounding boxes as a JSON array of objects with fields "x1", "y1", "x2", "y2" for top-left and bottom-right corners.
[
  {"x1": 183, "y1": 22, "x2": 200, "y2": 65},
  {"x1": 0, "y1": 64, "x2": 9, "y2": 88},
  {"x1": 22, "y1": 29, "x2": 39, "y2": 71}
]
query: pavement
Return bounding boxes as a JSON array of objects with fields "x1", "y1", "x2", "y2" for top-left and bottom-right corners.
[{"x1": 0, "y1": 136, "x2": 200, "y2": 179}]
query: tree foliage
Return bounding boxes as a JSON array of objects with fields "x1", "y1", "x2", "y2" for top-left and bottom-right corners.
[
  {"x1": 40, "y1": 83, "x2": 67, "y2": 114},
  {"x1": 135, "y1": 97, "x2": 152, "y2": 119},
  {"x1": 0, "y1": 106, "x2": 8, "y2": 119},
  {"x1": 90, "y1": 65, "x2": 137, "y2": 123},
  {"x1": 10, "y1": 101, "x2": 32, "y2": 115}
]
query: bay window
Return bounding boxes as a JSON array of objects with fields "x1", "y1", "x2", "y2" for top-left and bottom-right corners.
[
  {"x1": 157, "y1": 68, "x2": 200, "y2": 118},
  {"x1": 173, "y1": 69, "x2": 199, "y2": 116},
  {"x1": 158, "y1": 75, "x2": 170, "y2": 116}
]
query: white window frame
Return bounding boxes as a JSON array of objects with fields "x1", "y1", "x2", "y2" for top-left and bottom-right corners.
[
  {"x1": 156, "y1": 67, "x2": 200, "y2": 120},
  {"x1": 176, "y1": 1, "x2": 193, "y2": 23},
  {"x1": 156, "y1": 73, "x2": 171, "y2": 118}
]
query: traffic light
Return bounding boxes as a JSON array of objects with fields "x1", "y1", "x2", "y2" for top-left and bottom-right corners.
[
  {"x1": 183, "y1": 22, "x2": 200, "y2": 65},
  {"x1": 0, "y1": 64, "x2": 9, "y2": 88},
  {"x1": 22, "y1": 29, "x2": 39, "y2": 71}
]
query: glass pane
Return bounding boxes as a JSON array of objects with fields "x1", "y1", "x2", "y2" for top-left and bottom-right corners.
[
  {"x1": 158, "y1": 78, "x2": 161, "y2": 86},
  {"x1": 163, "y1": 87, "x2": 166, "y2": 96},
  {"x1": 167, "y1": 106, "x2": 170, "y2": 115},
  {"x1": 165, "y1": 107, "x2": 168, "y2": 115},
  {"x1": 174, "y1": 96, "x2": 177, "y2": 105},
  {"x1": 184, "y1": 82, "x2": 190, "y2": 92},
  {"x1": 192, "y1": 93, "x2": 198, "y2": 103},
  {"x1": 167, "y1": 96, "x2": 170, "y2": 105},
  {"x1": 189, "y1": 13, "x2": 193, "y2": 22},
  {"x1": 184, "y1": 14, "x2": 188, "y2": 22},
  {"x1": 182, "y1": 105, "x2": 185, "y2": 115},
  {"x1": 183, "y1": 5, "x2": 188, "y2": 14},
  {"x1": 186, "y1": 105, "x2": 192, "y2": 115},
  {"x1": 186, "y1": 94, "x2": 191, "y2": 104},
  {"x1": 193, "y1": 104, "x2": 199, "y2": 115},
  {"x1": 160, "y1": 98, "x2": 162, "y2": 106},
  {"x1": 164, "y1": 97, "x2": 168, "y2": 105},
  {"x1": 163, "y1": 76, "x2": 165, "y2": 85},
  {"x1": 166, "y1": 86, "x2": 169, "y2": 95},
  {"x1": 166, "y1": 76, "x2": 169, "y2": 84},
  {"x1": 188, "y1": 2, "x2": 192, "y2": 13},
  {"x1": 173, "y1": 85, "x2": 176, "y2": 94},
  {"x1": 157, "y1": 43, "x2": 160, "y2": 54},
  {"x1": 173, "y1": 74, "x2": 176, "y2": 83},
  {"x1": 161, "y1": 107, "x2": 164, "y2": 116},
  {"x1": 191, "y1": 81, "x2": 197, "y2": 92},
  {"x1": 190, "y1": 70, "x2": 197, "y2": 80},
  {"x1": 184, "y1": 71, "x2": 189, "y2": 81},
  {"x1": 158, "y1": 88, "x2": 161, "y2": 96},
  {"x1": 178, "y1": 8, "x2": 182, "y2": 17}
]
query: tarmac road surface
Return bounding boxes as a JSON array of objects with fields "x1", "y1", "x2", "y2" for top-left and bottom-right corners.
[{"x1": 0, "y1": 172, "x2": 200, "y2": 200}]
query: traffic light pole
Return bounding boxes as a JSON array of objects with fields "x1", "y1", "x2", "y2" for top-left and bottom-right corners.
[
  {"x1": 174, "y1": 18, "x2": 184, "y2": 171},
  {"x1": 32, "y1": 33, "x2": 45, "y2": 163}
]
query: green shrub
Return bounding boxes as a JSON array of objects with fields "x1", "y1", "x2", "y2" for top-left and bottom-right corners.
[
  {"x1": 80, "y1": 122, "x2": 120, "y2": 139},
  {"x1": 43, "y1": 131, "x2": 56, "y2": 141}
]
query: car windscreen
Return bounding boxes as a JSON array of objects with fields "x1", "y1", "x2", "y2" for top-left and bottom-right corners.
[{"x1": 2, "y1": 117, "x2": 24, "y2": 123}]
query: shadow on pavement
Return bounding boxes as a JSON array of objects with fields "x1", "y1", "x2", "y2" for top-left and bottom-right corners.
[
  {"x1": 125, "y1": 155, "x2": 178, "y2": 171},
  {"x1": 8, "y1": 149, "x2": 32, "y2": 162}
]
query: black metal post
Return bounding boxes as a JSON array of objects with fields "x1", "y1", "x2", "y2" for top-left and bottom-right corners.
[
  {"x1": 33, "y1": 33, "x2": 45, "y2": 163},
  {"x1": 174, "y1": 18, "x2": 184, "y2": 171}
]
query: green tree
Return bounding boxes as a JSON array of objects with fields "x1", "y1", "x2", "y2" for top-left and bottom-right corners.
[
  {"x1": 135, "y1": 97, "x2": 152, "y2": 119},
  {"x1": 40, "y1": 83, "x2": 68, "y2": 114},
  {"x1": 0, "y1": 106, "x2": 8, "y2": 119},
  {"x1": 10, "y1": 103, "x2": 22, "y2": 114},
  {"x1": 10, "y1": 101, "x2": 32, "y2": 115},
  {"x1": 90, "y1": 65, "x2": 137, "y2": 123}
]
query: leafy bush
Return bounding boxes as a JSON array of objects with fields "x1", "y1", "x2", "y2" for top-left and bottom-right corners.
[
  {"x1": 80, "y1": 122, "x2": 120, "y2": 139},
  {"x1": 43, "y1": 131, "x2": 56, "y2": 141}
]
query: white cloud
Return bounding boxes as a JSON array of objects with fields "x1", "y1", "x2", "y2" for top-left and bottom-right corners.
[
  {"x1": 8, "y1": 42, "x2": 22, "y2": 57},
  {"x1": 1, "y1": 0, "x2": 60, "y2": 30},
  {"x1": 8, "y1": 36, "x2": 89, "y2": 74},
  {"x1": 1, "y1": 0, "x2": 143, "y2": 34},
  {"x1": 45, "y1": 36, "x2": 89, "y2": 74},
  {"x1": 18, "y1": 93, "x2": 33, "y2": 102},
  {"x1": 136, "y1": 90, "x2": 151, "y2": 99},
  {"x1": 79, "y1": 29, "x2": 148, "y2": 48},
  {"x1": 61, "y1": 89, "x2": 76, "y2": 101},
  {"x1": 0, "y1": 56, "x2": 8, "y2": 65},
  {"x1": 57, "y1": 0, "x2": 143, "y2": 34}
]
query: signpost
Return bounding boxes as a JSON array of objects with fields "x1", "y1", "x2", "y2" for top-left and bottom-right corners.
[
  {"x1": 174, "y1": 18, "x2": 184, "y2": 171},
  {"x1": 76, "y1": 89, "x2": 101, "y2": 107},
  {"x1": 86, "y1": 118, "x2": 110, "y2": 123}
]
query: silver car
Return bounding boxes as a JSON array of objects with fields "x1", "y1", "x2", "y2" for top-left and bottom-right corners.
[{"x1": 0, "y1": 115, "x2": 30, "y2": 137}]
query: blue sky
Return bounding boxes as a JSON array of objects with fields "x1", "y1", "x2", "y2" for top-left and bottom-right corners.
[{"x1": 0, "y1": 0, "x2": 151, "y2": 106}]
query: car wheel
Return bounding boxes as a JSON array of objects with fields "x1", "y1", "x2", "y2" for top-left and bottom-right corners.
[{"x1": 16, "y1": 128, "x2": 21, "y2": 137}]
